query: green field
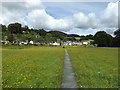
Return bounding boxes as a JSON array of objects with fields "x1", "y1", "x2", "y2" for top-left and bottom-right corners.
[
  {"x1": 64, "y1": 37, "x2": 81, "y2": 40},
  {"x1": 2, "y1": 46, "x2": 64, "y2": 88},
  {"x1": 67, "y1": 47, "x2": 118, "y2": 88},
  {"x1": 2, "y1": 46, "x2": 119, "y2": 88}
]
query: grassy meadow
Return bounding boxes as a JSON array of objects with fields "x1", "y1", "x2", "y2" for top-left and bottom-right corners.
[
  {"x1": 67, "y1": 47, "x2": 118, "y2": 88},
  {"x1": 2, "y1": 46, "x2": 119, "y2": 88},
  {"x1": 2, "y1": 46, "x2": 65, "y2": 88}
]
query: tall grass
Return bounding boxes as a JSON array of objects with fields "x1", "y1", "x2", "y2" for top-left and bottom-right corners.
[
  {"x1": 2, "y1": 46, "x2": 64, "y2": 88},
  {"x1": 67, "y1": 47, "x2": 118, "y2": 88}
]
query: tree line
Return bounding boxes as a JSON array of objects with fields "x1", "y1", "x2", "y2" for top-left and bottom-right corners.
[{"x1": 0, "y1": 22, "x2": 120, "y2": 47}]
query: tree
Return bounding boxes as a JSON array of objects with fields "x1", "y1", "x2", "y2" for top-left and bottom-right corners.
[
  {"x1": 112, "y1": 29, "x2": 120, "y2": 47},
  {"x1": 68, "y1": 34, "x2": 80, "y2": 37},
  {"x1": 37, "y1": 29, "x2": 47, "y2": 36},
  {"x1": 114, "y1": 29, "x2": 120, "y2": 37},
  {"x1": 0, "y1": 24, "x2": 7, "y2": 32},
  {"x1": 44, "y1": 33, "x2": 55, "y2": 43},
  {"x1": 7, "y1": 34, "x2": 14, "y2": 43},
  {"x1": 94, "y1": 31, "x2": 113, "y2": 47},
  {"x1": 80, "y1": 35, "x2": 89, "y2": 41},
  {"x1": 21, "y1": 25, "x2": 29, "y2": 34},
  {"x1": 8, "y1": 23, "x2": 22, "y2": 34},
  {"x1": 86, "y1": 34, "x2": 94, "y2": 40},
  {"x1": 49, "y1": 31, "x2": 67, "y2": 40},
  {"x1": 38, "y1": 36, "x2": 44, "y2": 44},
  {"x1": 21, "y1": 33, "x2": 34, "y2": 42}
]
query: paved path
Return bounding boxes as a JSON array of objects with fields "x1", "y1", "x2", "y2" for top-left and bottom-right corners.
[{"x1": 61, "y1": 49, "x2": 78, "y2": 88}]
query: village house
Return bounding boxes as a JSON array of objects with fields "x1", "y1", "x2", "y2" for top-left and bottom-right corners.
[
  {"x1": 62, "y1": 41, "x2": 73, "y2": 46},
  {"x1": 29, "y1": 40, "x2": 34, "y2": 44},
  {"x1": 1, "y1": 40, "x2": 9, "y2": 45},
  {"x1": 72, "y1": 42, "x2": 82, "y2": 46},
  {"x1": 52, "y1": 42, "x2": 60, "y2": 46},
  {"x1": 1, "y1": 36, "x2": 95, "y2": 46},
  {"x1": 19, "y1": 41, "x2": 28, "y2": 45},
  {"x1": 81, "y1": 40, "x2": 91, "y2": 45}
]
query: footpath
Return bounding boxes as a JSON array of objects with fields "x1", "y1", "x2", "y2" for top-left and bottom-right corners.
[{"x1": 61, "y1": 49, "x2": 78, "y2": 88}]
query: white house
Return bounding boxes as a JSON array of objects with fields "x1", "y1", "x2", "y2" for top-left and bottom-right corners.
[
  {"x1": 82, "y1": 40, "x2": 90, "y2": 45},
  {"x1": 19, "y1": 41, "x2": 28, "y2": 45},
  {"x1": 83, "y1": 42, "x2": 88, "y2": 45},
  {"x1": 52, "y1": 42, "x2": 60, "y2": 46},
  {"x1": 73, "y1": 42, "x2": 82, "y2": 46},
  {"x1": 1, "y1": 40, "x2": 9, "y2": 45},
  {"x1": 62, "y1": 41, "x2": 73, "y2": 46},
  {"x1": 29, "y1": 40, "x2": 34, "y2": 44}
]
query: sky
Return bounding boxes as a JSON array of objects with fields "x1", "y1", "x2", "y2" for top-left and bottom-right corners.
[{"x1": 0, "y1": 0, "x2": 118, "y2": 35}]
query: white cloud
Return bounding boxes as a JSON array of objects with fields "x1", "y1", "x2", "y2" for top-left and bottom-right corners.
[
  {"x1": 25, "y1": 0, "x2": 44, "y2": 10},
  {"x1": 0, "y1": 1, "x2": 118, "y2": 35},
  {"x1": 26, "y1": 10, "x2": 99, "y2": 31},
  {"x1": 101, "y1": 2, "x2": 118, "y2": 28},
  {"x1": 1, "y1": 0, "x2": 44, "y2": 26},
  {"x1": 26, "y1": 9, "x2": 71, "y2": 31},
  {"x1": 72, "y1": 12, "x2": 99, "y2": 29}
]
